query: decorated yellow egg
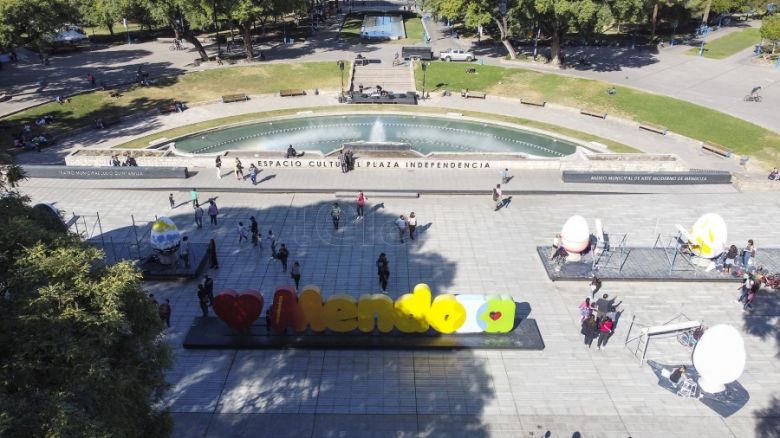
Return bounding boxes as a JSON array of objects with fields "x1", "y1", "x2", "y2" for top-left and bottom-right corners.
[
  {"x1": 561, "y1": 215, "x2": 590, "y2": 253},
  {"x1": 689, "y1": 213, "x2": 727, "y2": 259},
  {"x1": 150, "y1": 216, "x2": 181, "y2": 252}
]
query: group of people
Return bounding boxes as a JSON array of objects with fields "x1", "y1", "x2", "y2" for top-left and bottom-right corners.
[
  {"x1": 394, "y1": 213, "x2": 418, "y2": 243},
  {"x1": 337, "y1": 149, "x2": 356, "y2": 173},
  {"x1": 720, "y1": 239, "x2": 756, "y2": 278},
  {"x1": 109, "y1": 152, "x2": 138, "y2": 167},
  {"x1": 579, "y1": 277, "x2": 621, "y2": 350},
  {"x1": 768, "y1": 167, "x2": 779, "y2": 181},
  {"x1": 13, "y1": 120, "x2": 53, "y2": 152}
]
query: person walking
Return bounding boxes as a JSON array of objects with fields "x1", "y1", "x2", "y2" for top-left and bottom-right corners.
[
  {"x1": 741, "y1": 239, "x2": 756, "y2": 268},
  {"x1": 408, "y1": 212, "x2": 417, "y2": 240},
  {"x1": 291, "y1": 261, "x2": 301, "y2": 289},
  {"x1": 250, "y1": 217, "x2": 259, "y2": 246},
  {"x1": 207, "y1": 239, "x2": 219, "y2": 269},
  {"x1": 578, "y1": 297, "x2": 593, "y2": 322},
  {"x1": 356, "y1": 191, "x2": 367, "y2": 219},
  {"x1": 596, "y1": 317, "x2": 614, "y2": 350},
  {"x1": 376, "y1": 253, "x2": 389, "y2": 292},
  {"x1": 197, "y1": 284, "x2": 209, "y2": 317},
  {"x1": 194, "y1": 203, "x2": 204, "y2": 229},
  {"x1": 581, "y1": 314, "x2": 598, "y2": 349},
  {"x1": 237, "y1": 222, "x2": 248, "y2": 245},
  {"x1": 169, "y1": 193, "x2": 175, "y2": 209},
  {"x1": 589, "y1": 276, "x2": 602, "y2": 300},
  {"x1": 208, "y1": 201, "x2": 219, "y2": 226},
  {"x1": 595, "y1": 294, "x2": 616, "y2": 321},
  {"x1": 190, "y1": 188, "x2": 199, "y2": 208},
  {"x1": 158, "y1": 298, "x2": 171, "y2": 328},
  {"x1": 331, "y1": 202, "x2": 342, "y2": 230},
  {"x1": 268, "y1": 229, "x2": 276, "y2": 258},
  {"x1": 203, "y1": 275, "x2": 215, "y2": 305},
  {"x1": 277, "y1": 244, "x2": 289, "y2": 272},
  {"x1": 249, "y1": 164, "x2": 258, "y2": 185},
  {"x1": 234, "y1": 157, "x2": 244, "y2": 180},
  {"x1": 180, "y1": 236, "x2": 190, "y2": 268},
  {"x1": 737, "y1": 274, "x2": 754, "y2": 304},
  {"x1": 395, "y1": 215, "x2": 407, "y2": 243},
  {"x1": 500, "y1": 168, "x2": 510, "y2": 184},
  {"x1": 215, "y1": 155, "x2": 223, "y2": 179},
  {"x1": 492, "y1": 184, "x2": 503, "y2": 211}
]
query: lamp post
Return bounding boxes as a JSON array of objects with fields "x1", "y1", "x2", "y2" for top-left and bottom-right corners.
[
  {"x1": 337, "y1": 60, "x2": 345, "y2": 97},
  {"x1": 421, "y1": 61, "x2": 427, "y2": 100},
  {"x1": 123, "y1": 18, "x2": 130, "y2": 45},
  {"x1": 670, "y1": 20, "x2": 678, "y2": 46}
]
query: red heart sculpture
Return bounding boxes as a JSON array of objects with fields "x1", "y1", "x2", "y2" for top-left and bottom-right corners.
[
  {"x1": 489, "y1": 311, "x2": 502, "y2": 321},
  {"x1": 213, "y1": 289, "x2": 264, "y2": 332}
]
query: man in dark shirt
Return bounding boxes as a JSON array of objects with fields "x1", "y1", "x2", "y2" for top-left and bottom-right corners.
[{"x1": 596, "y1": 294, "x2": 616, "y2": 320}]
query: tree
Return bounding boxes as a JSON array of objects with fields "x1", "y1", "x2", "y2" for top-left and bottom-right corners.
[
  {"x1": 222, "y1": 0, "x2": 303, "y2": 60},
  {"x1": 761, "y1": 14, "x2": 780, "y2": 53},
  {"x1": 0, "y1": 191, "x2": 172, "y2": 436},
  {"x1": 0, "y1": 0, "x2": 76, "y2": 53},
  {"x1": 143, "y1": 0, "x2": 211, "y2": 60},
  {"x1": 80, "y1": 0, "x2": 122, "y2": 35}
]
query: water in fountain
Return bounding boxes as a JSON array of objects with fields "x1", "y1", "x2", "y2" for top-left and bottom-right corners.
[{"x1": 369, "y1": 119, "x2": 386, "y2": 142}]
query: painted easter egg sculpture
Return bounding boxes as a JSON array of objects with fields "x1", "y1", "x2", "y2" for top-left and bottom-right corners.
[
  {"x1": 692, "y1": 324, "x2": 745, "y2": 393},
  {"x1": 561, "y1": 215, "x2": 590, "y2": 253},
  {"x1": 150, "y1": 216, "x2": 181, "y2": 254},
  {"x1": 689, "y1": 213, "x2": 727, "y2": 259}
]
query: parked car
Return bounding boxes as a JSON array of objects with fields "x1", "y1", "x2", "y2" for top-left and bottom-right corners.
[{"x1": 439, "y1": 49, "x2": 475, "y2": 62}]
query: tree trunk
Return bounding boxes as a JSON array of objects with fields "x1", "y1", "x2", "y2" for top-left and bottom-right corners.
[
  {"x1": 493, "y1": 16, "x2": 516, "y2": 59},
  {"x1": 650, "y1": 2, "x2": 659, "y2": 41},
  {"x1": 702, "y1": 0, "x2": 712, "y2": 26},
  {"x1": 241, "y1": 24, "x2": 254, "y2": 59},
  {"x1": 183, "y1": 33, "x2": 209, "y2": 60},
  {"x1": 106, "y1": 21, "x2": 115, "y2": 36},
  {"x1": 172, "y1": 25, "x2": 181, "y2": 41},
  {"x1": 551, "y1": 30, "x2": 563, "y2": 65}
]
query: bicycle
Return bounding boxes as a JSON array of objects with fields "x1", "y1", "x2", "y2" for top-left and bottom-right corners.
[
  {"x1": 169, "y1": 41, "x2": 184, "y2": 51},
  {"x1": 744, "y1": 94, "x2": 762, "y2": 102}
]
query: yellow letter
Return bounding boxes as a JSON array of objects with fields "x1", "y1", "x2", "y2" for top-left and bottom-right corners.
[
  {"x1": 299, "y1": 285, "x2": 326, "y2": 332},
  {"x1": 394, "y1": 283, "x2": 431, "y2": 333},
  {"x1": 427, "y1": 294, "x2": 466, "y2": 334},
  {"x1": 324, "y1": 294, "x2": 359, "y2": 332},
  {"x1": 357, "y1": 294, "x2": 395, "y2": 333}
]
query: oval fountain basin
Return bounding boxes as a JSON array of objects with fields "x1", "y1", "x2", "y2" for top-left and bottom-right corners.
[{"x1": 173, "y1": 114, "x2": 579, "y2": 157}]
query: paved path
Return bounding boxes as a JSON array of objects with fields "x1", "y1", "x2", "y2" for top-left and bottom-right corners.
[{"x1": 16, "y1": 173, "x2": 780, "y2": 438}]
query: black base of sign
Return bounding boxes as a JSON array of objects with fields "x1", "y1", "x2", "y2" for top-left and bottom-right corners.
[
  {"x1": 138, "y1": 243, "x2": 209, "y2": 281},
  {"x1": 562, "y1": 171, "x2": 732, "y2": 185},
  {"x1": 183, "y1": 317, "x2": 545, "y2": 350}
]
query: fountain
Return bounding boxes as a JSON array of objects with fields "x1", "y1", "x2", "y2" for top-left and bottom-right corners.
[{"x1": 369, "y1": 119, "x2": 386, "y2": 143}]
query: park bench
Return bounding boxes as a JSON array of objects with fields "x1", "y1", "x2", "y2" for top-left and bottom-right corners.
[
  {"x1": 461, "y1": 90, "x2": 486, "y2": 99},
  {"x1": 702, "y1": 141, "x2": 732, "y2": 158},
  {"x1": 280, "y1": 89, "x2": 307, "y2": 97},
  {"x1": 222, "y1": 94, "x2": 249, "y2": 103},
  {"x1": 580, "y1": 108, "x2": 607, "y2": 119},
  {"x1": 520, "y1": 98, "x2": 546, "y2": 107},
  {"x1": 158, "y1": 101, "x2": 179, "y2": 114},
  {"x1": 639, "y1": 121, "x2": 668, "y2": 135},
  {"x1": 465, "y1": 67, "x2": 477, "y2": 74}
]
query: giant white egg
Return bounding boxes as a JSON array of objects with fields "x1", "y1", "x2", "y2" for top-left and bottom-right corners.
[
  {"x1": 150, "y1": 216, "x2": 181, "y2": 253},
  {"x1": 692, "y1": 324, "x2": 745, "y2": 393},
  {"x1": 689, "y1": 213, "x2": 727, "y2": 259},
  {"x1": 561, "y1": 215, "x2": 590, "y2": 253}
]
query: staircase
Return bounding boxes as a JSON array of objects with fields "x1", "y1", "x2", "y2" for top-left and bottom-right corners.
[{"x1": 350, "y1": 63, "x2": 414, "y2": 93}]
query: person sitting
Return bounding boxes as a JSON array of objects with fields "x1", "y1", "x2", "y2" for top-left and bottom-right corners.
[
  {"x1": 13, "y1": 137, "x2": 23, "y2": 148},
  {"x1": 769, "y1": 167, "x2": 778, "y2": 180},
  {"x1": 608, "y1": 86, "x2": 617, "y2": 95},
  {"x1": 95, "y1": 118, "x2": 105, "y2": 129},
  {"x1": 286, "y1": 144, "x2": 298, "y2": 158},
  {"x1": 124, "y1": 155, "x2": 138, "y2": 166}
]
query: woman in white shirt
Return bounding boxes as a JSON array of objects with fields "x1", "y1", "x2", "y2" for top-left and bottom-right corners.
[{"x1": 408, "y1": 212, "x2": 418, "y2": 240}]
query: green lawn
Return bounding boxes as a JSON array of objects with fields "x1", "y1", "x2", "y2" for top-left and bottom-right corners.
[
  {"x1": 0, "y1": 63, "x2": 341, "y2": 151},
  {"x1": 686, "y1": 28, "x2": 761, "y2": 59},
  {"x1": 403, "y1": 17, "x2": 425, "y2": 44},
  {"x1": 114, "y1": 105, "x2": 637, "y2": 153},
  {"x1": 415, "y1": 62, "x2": 780, "y2": 165}
]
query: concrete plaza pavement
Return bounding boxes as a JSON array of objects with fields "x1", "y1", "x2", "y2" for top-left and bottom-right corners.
[{"x1": 16, "y1": 170, "x2": 780, "y2": 438}]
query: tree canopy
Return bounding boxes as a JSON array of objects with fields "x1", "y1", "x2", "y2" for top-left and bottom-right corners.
[{"x1": 0, "y1": 175, "x2": 172, "y2": 436}]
